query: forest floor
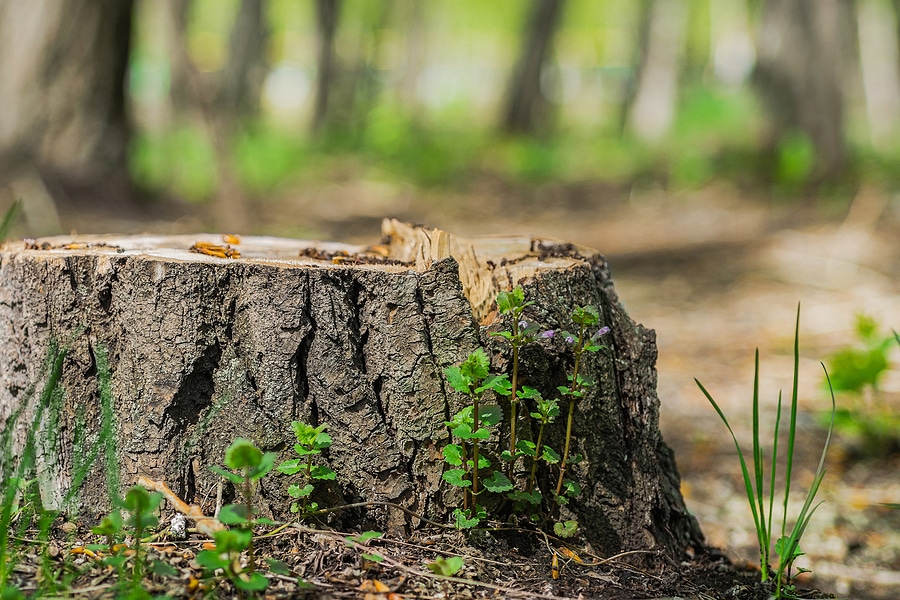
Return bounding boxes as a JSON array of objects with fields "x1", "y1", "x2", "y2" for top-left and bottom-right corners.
[{"x1": 39, "y1": 175, "x2": 900, "y2": 598}]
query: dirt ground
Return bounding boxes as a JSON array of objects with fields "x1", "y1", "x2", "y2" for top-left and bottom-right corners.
[{"x1": 45, "y1": 176, "x2": 900, "y2": 598}]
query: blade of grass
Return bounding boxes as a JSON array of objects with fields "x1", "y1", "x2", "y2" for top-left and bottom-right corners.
[
  {"x1": 695, "y1": 378, "x2": 765, "y2": 569},
  {"x1": 0, "y1": 200, "x2": 21, "y2": 242},
  {"x1": 781, "y1": 304, "x2": 801, "y2": 549},
  {"x1": 776, "y1": 363, "x2": 836, "y2": 587}
]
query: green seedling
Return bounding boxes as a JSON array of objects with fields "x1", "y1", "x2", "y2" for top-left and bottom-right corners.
[
  {"x1": 444, "y1": 348, "x2": 513, "y2": 527},
  {"x1": 277, "y1": 421, "x2": 336, "y2": 514},
  {"x1": 346, "y1": 530, "x2": 384, "y2": 563},
  {"x1": 426, "y1": 555, "x2": 465, "y2": 577},
  {"x1": 823, "y1": 316, "x2": 899, "y2": 458},
  {"x1": 492, "y1": 287, "x2": 549, "y2": 464},
  {"x1": 696, "y1": 305, "x2": 835, "y2": 599},
  {"x1": 203, "y1": 438, "x2": 276, "y2": 591},
  {"x1": 121, "y1": 485, "x2": 162, "y2": 587},
  {"x1": 555, "y1": 306, "x2": 608, "y2": 498}
]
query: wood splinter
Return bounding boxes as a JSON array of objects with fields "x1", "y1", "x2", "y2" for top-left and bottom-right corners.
[{"x1": 137, "y1": 475, "x2": 226, "y2": 539}]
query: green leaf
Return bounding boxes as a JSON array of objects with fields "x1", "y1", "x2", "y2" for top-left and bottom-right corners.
[
  {"x1": 288, "y1": 483, "x2": 314, "y2": 498},
  {"x1": 451, "y1": 422, "x2": 475, "y2": 439},
  {"x1": 0, "y1": 586, "x2": 25, "y2": 600},
  {"x1": 443, "y1": 444, "x2": 464, "y2": 466},
  {"x1": 234, "y1": 571, "x2": 270, "y2": 591},
  {"x1": 508, "y1": 489, "x2": 542, "y2": 505},
  {"x1": 460, "y1": 348, "x2": 491, "y2": 383},
  {"x1": 224, "y1": 438, "x2": 264, "y2": 470},
  {"x1": 444, "y1": 365, "x2": 471, "y2": 395},
  {"x1": 490, "y1": 330, "x2": 515, "y2": 341},
  {"x1": 149, "y1": 559, "x2": 179, "y2": 577},
  {"x1": 218, "y1": 503, "x2": 250, "y2": 525},
  {"x1": 452, "y1": 508, "x2": 480, "y2": 529},
  {"x1": 518, "y1": 386, "x2": 543, "y2": 400},
  {"x1": 210, "y1": 464, "x2": 245, "y2": 485},
  {"x1": 214, "y1": 528, "x2": 253, "y2": 552},
  {"x1": 356, "y1": 530, "x2": 384, "y2": 543},
  {"x1": 775, "y1": 536, "x2": 804, "y2": 561},
  {"x1": 277, "y1": 458, "x2": 303, "y2": 475},
  {"x1": 553, "y1": 520, "x2": 578, "y2": 538},
  {"x1": 267, "y1": 558, "x2": 293, "y2": 575},
  {"x1": 310, "y1": 465, "x2": 336, "y2": 480},
  {"x1": 196, "y1": 549, "x2": 230, "y2": 570},
  {"x1": 541, "y1": 446, "x2": 561, "y2": 464},
  {"x1": 123, "y1": 485, "x2": 162, "y2": 515},
  {"x1": 477, "y1": 374, "x2": 512, "y2": 396},
  {"x1": 515, "y1": 439, "x2": 537, "y2": 457},
  {"x1": 291, "y1": 421, "x2": 319, "y2": 446},
  {"x1": 478, "y1": 404, "x2": 504, "y2": 427},
  {"x1": 442, "y1": 469, "x2": 471, "y2": 488},
  {"x1": 572, "y1": 305, "x2": 599, "y2": 326},
  {"x1": 91, "y1": 512, "x2": 123, "y2": 537},
  {"x1": 249, "y1": 451, "x2": 277, "y2": 480},
  {"x1": 427, "y1": 555, "x2": 465, "y2": 577},
  {"x1": 362, "y1": 553, "x2": 384, "y2": 562},
  {"x1": 293, "y1": 444, "x2": 320, "y2": 457},
  {"x1": 482, "y1": 471, "x2": 514, "y2": 493},
  {"x1": 469, "y1": 427, "x2": 491, "y2": 440},
  {"x1": 562, "y1": 479, "x2": 581, "y2": 497},
  {"x1": 312, "y1": 431, "x2": 333, "y2": 450}
]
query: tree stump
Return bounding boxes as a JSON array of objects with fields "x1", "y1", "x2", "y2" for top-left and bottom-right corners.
[{"x1": 0, "y1": 220, "x2": 703, "y2": 560}]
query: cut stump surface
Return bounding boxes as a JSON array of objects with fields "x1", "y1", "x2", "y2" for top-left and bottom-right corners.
[{"x1": 0, "y1": 219, "x2": 703, "y2": 561}]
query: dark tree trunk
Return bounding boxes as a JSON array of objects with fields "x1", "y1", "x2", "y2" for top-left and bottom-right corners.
[
  {"x1": 219, "y1": 0, "x2": 269, "y2": 120},
  {"x1": 754, "y1": 0, "x2": 851, "y2": 181},
  {"x1": 0, "y1": 221, "x2": 704, "y2": 562},
  {"x1": 0, "y1": 0, "x2": 135, "y2": 227},
  {"x1": 311, "y1": 0, "x2": 342, "y2": 134},
  {"x1": 501, "y1": 0, "x2": 566, "y2": 135}
]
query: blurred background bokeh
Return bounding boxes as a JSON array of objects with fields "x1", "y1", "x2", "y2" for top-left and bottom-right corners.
[
  {"x1": 2, "y1": 0, "x2": 900, "y2": 240},
  {"x1": 1, "y1": 1, "x2": 900, "y2": 597}
]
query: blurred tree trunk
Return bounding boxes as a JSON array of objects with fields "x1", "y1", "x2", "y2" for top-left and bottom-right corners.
[
  {"x1": 0, "y1": 0, "x2": 135, "y2": 231},
  {"x1": 754, "y1": 0, "x2": 851, "y2": 181},
  {"x1": 311, "y1": 0, "x2": 342, "y2": 134},
  {"x1": 165, "y1": 0, "x2": 263, "y2": 231},
  {"x1": 858, "y1": 0, "x2": 900, "y2": 147},
  {"x1": 622, "y1": 0, "x2": 687, "y2": 143},
  {"x1": 219, "y1": 0, "x2": 269, "y2": 120},
  {"x1": 501, "y1": 0, "x2": 566, "y2": 135},
  {"x1": 399, "y1": 0, "x2": 426, "y2": 122}
]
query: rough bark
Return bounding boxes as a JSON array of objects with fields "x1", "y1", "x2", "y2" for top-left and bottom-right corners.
[{"x1": 0, "y1": 221, "x2": 704, "y2": 561}]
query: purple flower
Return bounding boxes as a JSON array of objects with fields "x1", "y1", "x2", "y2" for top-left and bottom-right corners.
[
  {"x1": 518, "y1": 320, "x2": 529, "y2": 330},
  {"x1": 565, "y1": 335, "x2": 575, "y2": 345},
  {"x1": 540, "y1": 330, "x2": 555, "y2": 338},
  {"x1": 591, "y1": 326, "x2": 610, "y2": 340}
]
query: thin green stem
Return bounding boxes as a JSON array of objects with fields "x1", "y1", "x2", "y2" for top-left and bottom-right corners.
[
  {"x1": 471, "y1": 392, "x2": 481, "y2": 507},
  {"x1": 527, "y1": 423, "x2": 546, "y2": 492},
  {"x1": 244, "y1": 473, "x2": 256, "y2": 573},
  {"x1": 556, "y1": 324, "x2": 585, "y2": 496},
  {"x1": 509, "y1": 343, "x2": 520, "y2": 460}
]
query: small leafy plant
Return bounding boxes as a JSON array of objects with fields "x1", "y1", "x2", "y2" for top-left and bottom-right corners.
[
  {"x1": 276, "y1": 421, "x2": 336, "y2": 514},
  {"x1": 823, "y1": 314, "x2": 900, "y2": 458},
  {"x1": 554, "y1": 306, "x2": 608, "y2": 499},
  {"x1": 443, "y1": 348, "x2": 513, "y2": 527},
  {"x1": 696, "y1": 305, "x2": 835, "y2": 599},
  {"x1": 198, "y1": 438, "x2": 277, "y2": 592}
]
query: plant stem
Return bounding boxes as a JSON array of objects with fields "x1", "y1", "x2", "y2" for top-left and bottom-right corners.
[
  {"x1": 472, "y1": 392, "x2": 481, "y2": 507},
  {"x1": 508, "y1": 342, "x2": 520, "y2": 468},
  {"x1": 527, "y1": 422, "x2": 546, "y2": 492},
  {"x1": 556, "y1": 324, "x2": 585, "y2": 496},
  {"x1": 244, "y1": 472, "x2": 256, "y2": 573}
]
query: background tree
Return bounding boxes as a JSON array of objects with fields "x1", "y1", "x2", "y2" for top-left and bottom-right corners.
[
  {"x1": 0, "y1": 0, "x2": 135, "y2": 231},
  {"x1": 753, "y1": 0, "x2": 852, "y2": 181},
  {"x1": 501, "y1": 0, "x2": 566, "y2": 135}
]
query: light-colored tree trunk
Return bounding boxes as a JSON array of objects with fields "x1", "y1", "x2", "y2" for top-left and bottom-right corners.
[
  {"x1": 625, "y1": 0, "x2": 688, "y2": 143},
  {"x1": 858, "y1": 0, "x2": 900, "y2": 148}
]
